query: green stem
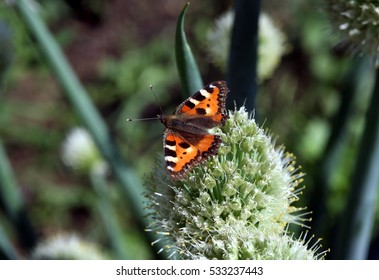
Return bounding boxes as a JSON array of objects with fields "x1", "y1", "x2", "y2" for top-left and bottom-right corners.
[
  {"x1": 335, "y1": 66, "x2": 379, "y2": 259},
  {"x1": 0, "y1": 222, "x2": 20, "y2": 259},
  {"x1": 90, "y1": 170, "x2": 132, "y2": 259},
  {"x1": 13, "y1": 0, "x2": 162, "y2": 258},
  {"x1": 0, "y1": 21, "x2": 13, "y2": 95},
  {"x1": 310, "y1": 57, "x2": 369, "y2": 239},
  {"x1": 227, "y1": 0, "x2": 260, "y2": 112},
  {"x1": 0, "y1": 139, "x2": 37, "y2": 250}
]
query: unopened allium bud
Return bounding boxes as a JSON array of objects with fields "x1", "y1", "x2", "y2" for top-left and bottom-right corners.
[{"x1": 146, "y1": 107, "x2": 327, "y2": 259}]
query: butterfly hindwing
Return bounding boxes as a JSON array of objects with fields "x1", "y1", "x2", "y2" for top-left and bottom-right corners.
[{"x1": 164, "y1": 131, "x2": 221, "y2": 179}]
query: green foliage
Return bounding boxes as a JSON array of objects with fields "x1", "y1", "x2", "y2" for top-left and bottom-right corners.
[
  {"x1": 98, "y1": 38, "x2": 176, "y2": 99},
  {"x1": 0, "y1": 8, "x2": 42, "y2": 81},
  {"x1": 1, "y1": 0, "x2": 379, "y2": 260},
  {"x1": 175, "y1": 2, "x2": 203, "y2": 98}
]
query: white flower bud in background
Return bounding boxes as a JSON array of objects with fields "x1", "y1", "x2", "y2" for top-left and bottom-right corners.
[
  {"x1": 61, "y1": 127, "x2": 108, "y2": 176},
  {"x1": 206, "y1": 11, "x2": 289, "y2": 81},
  {"x1": 31, "y1": 233, "x2": 106, "y2": 259}
]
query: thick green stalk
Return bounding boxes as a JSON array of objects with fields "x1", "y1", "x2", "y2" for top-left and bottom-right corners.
[
  {"x1": 13, "y1": 0, "x2": 161, "y2": 258},
  {"x1": 227, "y1": 0, "x2": 260, "y2": 112},
  {"x1": 90, "y1": 171, "x2": 132, "y2": 260},
  {"x1": 0, "y1": 139, "x2": 37, "y2": 250},
  {"x1": 0, "y1": 21, "x2": 13, "y2": 96},
  {"x1": 0, "y1": 222, "x2": 19, "y2": 259},
  {"x1": 310, "y1": 57, "x2": 370, "y2": 239},
  {"x1": 175, "y1": 2, "x2": 203, "y2": 98},
  {"x1": 335, "y1": 67, "x2": 379, "y2": 259}
]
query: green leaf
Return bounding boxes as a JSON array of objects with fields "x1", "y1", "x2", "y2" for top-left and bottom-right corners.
[
  {"x1": 14, "y1": 0, "x2": 164, "y2": 258},
  {"x1": 175, "y1": 2, "x2": 203, "y2": 98},
  {"x1": 0, "y1": 21, "x2": 13, "y2": 96},
  {"x1": 336, "y1": 65, "x2": 379, "y2": 259},
  {"x1": 0, "y1": 223, "x2": 19, "y2": 259},
  {"x1": 0, "y1": 139, "x2": 37, "y2": 251}
]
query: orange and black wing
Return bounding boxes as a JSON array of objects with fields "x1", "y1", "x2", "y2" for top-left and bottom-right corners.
[
  {"x1": 161, "y1": 81, "x2": 229, "y2": 180},
  {"x1": 163, "y1": 130, "x2": 221, "y2": 180},
  {"x1": 175, "y1": 81, "x2": 229, "y2": 125}
]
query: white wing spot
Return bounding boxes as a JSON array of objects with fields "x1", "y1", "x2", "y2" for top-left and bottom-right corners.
[
  {"x1": 165, "y1": 156, "x2": 178, "y2": 163},
  {"x1": 189, "y1": 97, "x2": 200, "y2": 105},
  {"x1": 199, "y1": 89, "x2": 211, "y2": 98},
  {"x1": 165, "y1": 144, "x2": 176, "y2": 151}
]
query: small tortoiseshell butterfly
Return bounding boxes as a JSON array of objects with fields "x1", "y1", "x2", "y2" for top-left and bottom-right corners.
[{"x1": 159, "y1": 81, "x2": 229, "y2": 180}]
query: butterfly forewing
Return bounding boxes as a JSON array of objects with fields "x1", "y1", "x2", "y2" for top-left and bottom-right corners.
[{"x1": 177, "y1": 81, "x2": 228, "y2": 120}]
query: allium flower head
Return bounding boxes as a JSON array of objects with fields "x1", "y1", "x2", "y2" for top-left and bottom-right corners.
[
  {"x1": 61, "y1": 127, "x2": 107, "y2": 176},
  {"x1": 258, "y1": 13, "x2": 289, "y2": 81},
  {"x1": 146, "y1": 107, "x2": 326, "y2": 259},
  {"x1": 325, "y1": 0, "x2": 379, "y2": 63},
  {"x1": 31, "y1": 233, "x2": 106, "y2": 259},
  {"x1": 206, "y1": 11, "x2": 288, "y2": 81},
  {"x1": 206, "y1": 10, "x2": 234, "y2": 71}
]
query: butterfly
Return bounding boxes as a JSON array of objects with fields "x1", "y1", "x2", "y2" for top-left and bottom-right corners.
[{"x1": 159, "y1": 81, "x2": 229, "y2": 180}]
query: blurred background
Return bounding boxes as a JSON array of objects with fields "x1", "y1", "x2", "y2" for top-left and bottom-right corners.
[{"x1": 0, "y1": 0, "x2": 378, "y2": 259}]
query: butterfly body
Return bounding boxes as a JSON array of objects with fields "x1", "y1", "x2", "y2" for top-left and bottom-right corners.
[{"x1": 160, "y1": 81, "x2": 229, "y2": 180}]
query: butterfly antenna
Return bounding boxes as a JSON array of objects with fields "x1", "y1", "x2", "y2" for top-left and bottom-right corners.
[
  {"x1": 126, "y1": 85, "x2": 163, "y2": 122},
  {"x1": 150, "y1": 84, "x2": 164, "y2": 115},
  {"x1": 126, "y1": 116, "x2": 159, "y2": 122}
]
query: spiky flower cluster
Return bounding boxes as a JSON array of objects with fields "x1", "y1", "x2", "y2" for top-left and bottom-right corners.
[
  {"x1": 206, "y1": 11, "x2": 288, "y2": 81},
  {"x1": 146, "y1": 107, "x2": 326, "y2": 259},
  {"x1": 324, "y1": 0, "x2": 379, "y2": 63}
]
